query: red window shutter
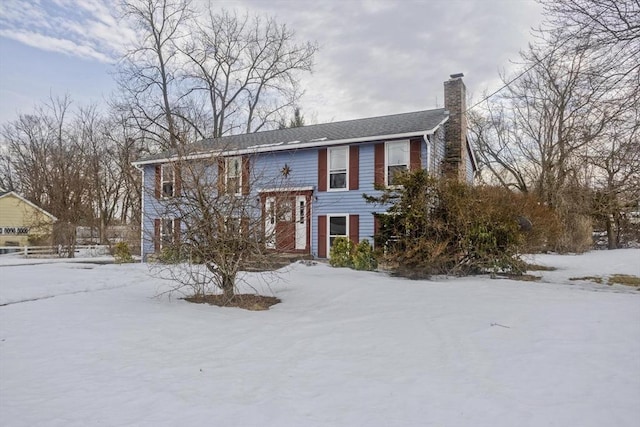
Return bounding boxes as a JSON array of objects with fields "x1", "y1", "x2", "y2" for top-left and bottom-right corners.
[
  {"x1": 242, "y1": 156, "x2": 250, "y2": 195},
  {"x1": 174, "y1": 164, "x2": 181, "y2": 196},
  {"x1": 318, "y1": 215, "x2": 327, "y2": 258},
  {"x1": 318, "y1": 148, "x2": 327, "y2": 192},
  {"x1": 349, "y1": 146, "x2": 359, "y2": 190},
  {"x1": 349, "y1": 215, "x2": 359, "y2": 245},
  {"x1": 373, "y1": 214, "x2": 380, "y2": 248},
  {"x1": 154, "y1": 165, "x2": 161, "y2": 198},
  {"x1": 240, "y1": 217, "x2": 250, "y2": 238},
  {"x1": 173, "y1": 219, "x2": 180, "y2": 244},
  {"x1": 374, "y1": 143, "x2": 385, "y2": 186},
  {"x1": 154, "y1": 219, "x2": 161, "y2": 252},
  {"x1": 217, "y1": 158, "x2": 225, "y2": 194},
  {"x1": 410, "y1": 138, "x2": 422, "y2": 171}
]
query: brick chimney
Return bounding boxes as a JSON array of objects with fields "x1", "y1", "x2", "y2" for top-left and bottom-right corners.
[{"x1": 443, "y1": 73, "x2": 468, "y2": 180}]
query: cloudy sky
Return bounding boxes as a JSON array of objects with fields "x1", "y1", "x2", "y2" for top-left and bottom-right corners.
[{"x1": 0, "y1": 0, "x2": 544, "y2": 126}]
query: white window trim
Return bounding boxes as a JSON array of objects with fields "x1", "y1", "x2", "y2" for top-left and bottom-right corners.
[
  {"x1": 327, "y1": 213, "x2": 349, "y2": 253},
  {"x1": 327, "y1": 146, "x2": 349, "y2": 192},
  {"x1": 225, "y1": 156, "x2": 243, "y2": 196},
  {"x1": 384, "y1": 140, "x2": 410, "y2": 187},
  {"x1": 223, "y1": 215, "x2": 244, "y2": 233},
  {"x1": 161, "y1": 163, "x2": 175, "y2": 198}
]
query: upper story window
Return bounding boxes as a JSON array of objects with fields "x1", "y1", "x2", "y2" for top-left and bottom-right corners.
[
  {"x1": 386, "y1": 140, "x2": 409, "y2": 186},
  {"x1": 225, "y1": 156, "x2": 242, "y2": 195},
  {"x1": 329, "y1": 146, "x2": 348, "y2": 190},
  {"x1": 161, "y1": 164, "x2": 175, "y2": 197}
]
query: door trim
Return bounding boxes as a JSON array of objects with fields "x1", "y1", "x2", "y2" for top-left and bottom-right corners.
[{"x1": 260, "y1": 190, "x2": 312, "y2": 254}]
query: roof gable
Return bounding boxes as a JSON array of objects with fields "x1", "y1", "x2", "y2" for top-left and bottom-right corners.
[{"x1": 0, "y1": 191, "x2": 58, "y2": 221}]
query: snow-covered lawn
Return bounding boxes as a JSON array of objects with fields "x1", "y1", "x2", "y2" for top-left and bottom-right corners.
[{"x1": 1, "y1": 250, "x2": 639, "y2": 427}]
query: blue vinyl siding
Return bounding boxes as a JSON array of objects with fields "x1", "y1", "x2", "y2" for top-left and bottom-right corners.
[
  {"x1": 312, "y1": 142, "x2": 381, "y2": 256},
  {"x1": 140, "y1": 135, "x2": 450, "y2": 259},
  {"x1": 432, "y1": 126, "x2": 446, "y2": 175},
  {"x1": 251, "y1": 148, "x2": 317, "y2": 190},
  {"x1": 141, "y1": 164, "x2": 159, "y2": 256}
]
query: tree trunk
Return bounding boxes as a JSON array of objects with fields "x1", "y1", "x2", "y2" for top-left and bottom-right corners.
[
  {"x1": 606, "y1": 216, "x2": 617, "y2": 249},
  {"x1": 222, "y1": 274, "x2": 235, "y2": 300}
]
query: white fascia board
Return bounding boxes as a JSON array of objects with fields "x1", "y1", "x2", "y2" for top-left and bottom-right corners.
[
  {"x1": 131, "y1": 127, "x2": 442, "y2": 167},
  {"x1": 258, "y1": 186, "x2": 314, "y2": 193},
  {"x1": 466, "y1": 136, "x2": 479, "y2": 172},
  {"x1": 428, "y1": 116, "x2": 449, "y2": 136},
  {"x1": 132, "y1": 151, "x2": 223, "y2": 167}
]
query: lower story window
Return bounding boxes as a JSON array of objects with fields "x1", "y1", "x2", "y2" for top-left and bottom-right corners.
[
  {"x1": 328, "y1": 215, "x2": 347, "y2": 248},
  {"x1": 161, "y1": 219, "x2": 174, "y2": 248}
]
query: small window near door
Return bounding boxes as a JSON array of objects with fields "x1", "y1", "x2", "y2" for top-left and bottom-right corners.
[
  {"x1": 328, "y1": 147, "x2": 348, "y2": 190},
  {"x1": 299, "y1": 200, "x2": 305, "y2": 224},
  {"x1": 328, "y1": 215, "x2": 347, "y2": 248},
  {"x1": 268, "y1": 200, "x2": 275, "y2": 225}
]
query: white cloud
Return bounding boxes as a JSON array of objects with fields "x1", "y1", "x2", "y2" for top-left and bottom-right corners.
[
  {"x1": 0, "y1": 29, "x2": 113, "y2": 62},
  {"x1": 243, "y1": 0, "x2": 543, "y2": 122},
  {"x1": 0, "y1": 0, "x2": 544, "y2": 125},
  {"x1": 0, "y1": 0, "x2": 132, "y2": 62}
]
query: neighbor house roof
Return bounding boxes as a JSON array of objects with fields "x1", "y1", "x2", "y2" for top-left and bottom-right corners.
[
  {"x1": 0, "y1": 191, "x2": 58, "y2": 221},
  {"x1": 133, "y1": 108, "x2": 448, "y2": 166}
]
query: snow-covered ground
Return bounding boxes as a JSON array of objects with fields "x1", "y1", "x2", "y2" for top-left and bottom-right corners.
[{"x1": 1, "y1": 250, "x2": 639, "y2": 427}]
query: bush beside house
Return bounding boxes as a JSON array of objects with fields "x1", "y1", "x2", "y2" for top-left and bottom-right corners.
[{"x1": 364, "y1": 170, "x2": 561, "y2": 279}]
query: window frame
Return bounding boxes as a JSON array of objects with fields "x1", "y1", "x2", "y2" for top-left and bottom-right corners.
[
  {"x1": 160, "y1": 218, "x2": 174, "y2": 249},
  {"x1": 225, "y1": 156, "x2": 242, "y2": 195},
  {"x1": 161, "y1": 163, "x2": 175, "y2": 198},
  {"x1": 385, "y1": 140, "x2": 410, "y2": 186},
  {"x1": 327, "y1": 214, "x2": 349, "y2": 250},
  {"x1": 327, "y1": 146, "x2": 349, "y2": 191}
]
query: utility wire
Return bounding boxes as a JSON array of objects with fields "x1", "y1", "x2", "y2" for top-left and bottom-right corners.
[{"x1": 465, "y1": 37, "x2": 571, "y2": 113}]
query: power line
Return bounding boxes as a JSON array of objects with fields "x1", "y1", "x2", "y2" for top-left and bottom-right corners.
[{"x1": 465, "y1": 38, "x2": 571, "y2": 112}]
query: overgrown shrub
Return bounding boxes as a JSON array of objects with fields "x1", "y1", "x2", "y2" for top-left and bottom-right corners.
[
  {"x1": 352, "y1": 239, "x2": 377, "y2": 271},
  {"x1": 556, "y1": 213, "x2": 593, "y2": 253},
  {"x1": 550, "y1": 184, "x2": 594, "y2": 253},
  {"x1": 329, "y1": 237, "x2": 354, "y2": 268},
  {"x1": 113, "y1": 242, "x2": 134, "y2": 263},
  {"x1": 365, "y1": 170, "x2": 561, "y2": 278},
  {"x1": 156, "y1": 245, "x2": 183, "y2": 264}
]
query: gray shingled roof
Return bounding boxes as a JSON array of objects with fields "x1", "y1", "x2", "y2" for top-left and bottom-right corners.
[{"x1": 137, "y1": 108, "x2": 448, "y2": 164}]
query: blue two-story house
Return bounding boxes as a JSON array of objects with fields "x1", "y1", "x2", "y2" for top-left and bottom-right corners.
[{"x1": 133, "y1": 74, "x2": 476, "y2": 260}]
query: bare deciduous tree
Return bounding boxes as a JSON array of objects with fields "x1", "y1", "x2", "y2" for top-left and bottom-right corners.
[
  {"x1": 181, "y1": 9, "x2": 317, "y2": 137},
  {"x1": 149, "y1": 149, "x2": 295, "y2": 304},
  {"x1": 540, "y1": 0, "x2": 640, "y2": 80},
  {"x1": 116, "y1": 2, "x2": 317, "y2": 150},
  {"x1": 470, "y1": 1, "x2": 640, "y2": 249},
  {"x1": 0, "y1": 96, "x2": 149, "y2": 253},
  {"x1": 585, "y1": 96, "x2": 640, "y2": 248},
  {"x1": 1, "y1": 96, "x2": 93, "y2": 254},
  {"x1": 117, "y1": 0, "x2": 193, "y2": 149}
]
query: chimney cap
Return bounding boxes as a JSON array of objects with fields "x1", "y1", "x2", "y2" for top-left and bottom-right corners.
[{"x1": 450, "y1": 73, "x2": 464, "y2": 79}]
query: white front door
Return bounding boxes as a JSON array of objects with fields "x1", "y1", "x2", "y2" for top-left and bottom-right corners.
[
  {"x1": 295, "y1": 195, "x2": 307, "y2": 250},
  {"x1": 265, "y1": 196, "x2": 276, "y2": 249}
]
